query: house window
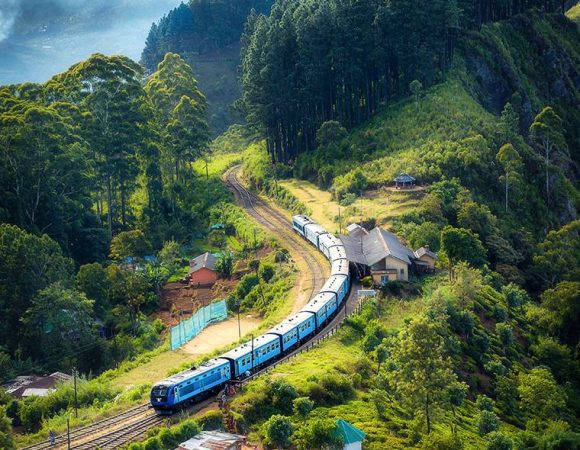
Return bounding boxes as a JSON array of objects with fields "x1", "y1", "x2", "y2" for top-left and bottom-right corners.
[
  {"x1": 400, "y1": 269, "x2": 405, "y2": 275},
  {"x1": 381, "y1": 275, "x2": 388, "y2": 283}
]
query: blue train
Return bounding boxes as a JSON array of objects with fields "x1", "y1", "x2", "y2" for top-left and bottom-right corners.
[{"x1": 150, "y1": 215, "x2": 350, "y2": 411}]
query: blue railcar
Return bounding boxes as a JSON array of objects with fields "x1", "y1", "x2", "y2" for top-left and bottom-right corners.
[
  {"x1": 331, "y1": 258, "x2": 350, "y2": 278},
  {"x1": 320, "y1": 274, "x2": 349, "y2": 306},
  {"x1": 318, "y1": 233, "x2": 342, "y2": 260},
  {"x1": 267, "y1": 321, "x2": 299, "y2": 352},
  {"x1": 292, "y1": 214, "x2": 313, "y2": 235},
  {"x1": 304, "y1": 223, "x2": 328, "y2": 247},
  {"x1": 220, "y1": 334, "x2": 281, "y2": 378},
  {"x1": 301, "y1": 292, "x2": 336, "y2": 329},
  {"x1": 150, "y1": 358, "x2": 231, "y2": 411},
  {"x1": 328, "y1": 245, "x2": 347, "y2": 264}
]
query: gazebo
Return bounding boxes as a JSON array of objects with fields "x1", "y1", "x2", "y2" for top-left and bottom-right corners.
[{"x1": 394, "y1": 173, "x2": 416, "y2": 189}]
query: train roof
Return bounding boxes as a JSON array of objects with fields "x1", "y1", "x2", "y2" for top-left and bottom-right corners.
[
  {"x1": 319, "y1": 233, "x2": 342, "y2": 248},
  {"x1": 331, "y1": 258, "x2": 350, "y2": 275},
  {"x1": 154, "y1": 358, "x2": 228, "y2": 387},
  {"x1": 292, "y1": 214, "x2": 313, "y2": 226},
  {"x1": 304, "y1": 223, "x2": 328, "y2": 236},
  {"x1": 268, "y1": 312, "x2": 314, "y2": 335},
  {"x1": 320, "y1": 274, "x2": 348, "y2": 293},
  {"x1": 220, "y1": 333, "x2": 279, "y2": 361},
  {"x1": 329, "y1": 245, "x2": 347, "y2": 260},
  {"x1": 302, "y1": 292, "x2": 335, "y2": 314}
]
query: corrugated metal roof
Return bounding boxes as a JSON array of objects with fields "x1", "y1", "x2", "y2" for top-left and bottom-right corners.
[
  {"x1": 189, "y1": 252, "x2": 218, "y2": 274},
  {"x1": 414, "y1": 246, "x2": 438, "y2": 259},
  {"x1": 339, "y1": 227, "x2": 416, "y2": 266}
]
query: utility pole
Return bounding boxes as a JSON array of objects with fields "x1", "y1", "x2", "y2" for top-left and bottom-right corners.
[
  {"x1": 237, "y1": 299, "x2": 241, "y2": 339},
  {"x1": 67, "y1": 418, "x2": 71, "y2": 450},
  {"x1": 338, "y1": 206, "x2": 342, "y2": 234},
  {"x1": 250, "y1": 334, "x2": 255, "y2": 374},
  {"x1": 73, "y1": 368, "x2": 78, "y2": 418},
  {"x1": 253, "y1": 228, "x2": 257, "y2": 258}
]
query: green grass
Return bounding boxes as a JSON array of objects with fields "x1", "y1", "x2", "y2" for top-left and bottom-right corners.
[
  {"x1": 192, "y1": 152, "x2": 241, "y2": 177},
  {"x1": 567, "y1": 1, "x2": 580, "y2": 26}
]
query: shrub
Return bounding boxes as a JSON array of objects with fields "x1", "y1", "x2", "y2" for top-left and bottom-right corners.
[
  {"x1": 476, "y1": 395, "x2": 495, "y2": 412},
  {"x1": 308, "y1": 374, "x2": 355, "y2": 406},
  {"x1": 293, "y1": 397, "x2": 314, "y2": 418},
  {"x1": 486, "y1": 432, "x2": 513, "y2": 450},
  {"x1": 259, "y1": 262, "x2": 275, "y2": 283},
  {"x1": 478, "y1": 410, "x2": 500, "y2": 436},
  {"x1": 496, "y1": 323, "x2": 513, "y2": 347},
  {"x1": 262, "y1": 414, "x2": 293, "y2": 449},
  {"x1": 197, "y1": 410, "x2": 224, "y2": 431},
  {"x1": 421, "y1": 431, "x2": 463, "y2": 449}
]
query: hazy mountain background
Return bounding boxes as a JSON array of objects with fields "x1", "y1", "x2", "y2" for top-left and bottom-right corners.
[{"x1": 0, "y1": 0, "x2": 179, "y2": 84}]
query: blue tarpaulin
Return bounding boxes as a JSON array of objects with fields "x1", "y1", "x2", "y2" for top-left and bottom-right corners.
[{"x1": 170, "y1": 300, "x2": 228, "y2": 350}]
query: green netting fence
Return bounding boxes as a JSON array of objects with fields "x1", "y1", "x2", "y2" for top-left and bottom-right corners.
[{"x1": 170, "y1": 300, "x2": 228, "y2": 350}]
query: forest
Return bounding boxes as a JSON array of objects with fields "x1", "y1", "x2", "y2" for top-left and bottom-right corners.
[
  {"x1": 0, "y1": 51, "x2": 219, "y2": 379},
  {"x1": 239, "y1": 0, "x2": 573, "y2": 163},
  {"x1": 0, "y1": 0, "x2": 579, "y2": 448}
]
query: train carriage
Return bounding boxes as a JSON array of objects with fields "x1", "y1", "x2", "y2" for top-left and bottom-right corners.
[
  {"x1": 318, "y1": 233, "x2": 343, "y2": 260},
  {"x1": 292, "y1": 214, "x2": 313, "y2": 235},
  {"x1": 320, "y1": 274, "x2": 349, "y2": 306},
  {"x1": 328, "y1": 245, "x2": 347, "y2": 264},
  {"x1": 303, "y1": 223, "x2": 328, "y2": 247},
  {"x1": 220, "y1": 334, "x2": 281, "y2": 378},
  {"x1": 331, "y1": 258, "x2": 350, "y2": 278},
  {"x1": 150, "y1": 358, "x2": 231, "y2": 411},
  {"x1": 301, "y1": 292, "x2": 336, "y2": 328},
  {"x1": 268, "y1": 312, "x2": 317, "y2": 351}
]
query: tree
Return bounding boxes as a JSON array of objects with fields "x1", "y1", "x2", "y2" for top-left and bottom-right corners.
[
  {"x1": 263, "y1": 414, "x2": 293, "y2": 449},
  {"x1": 109, "y1": 230, "x2": 152, "y2": 261},
  {"x1": 532, "y1": 220, "x2": 580, "y2": 288},
  {"x1": 215, "y1": 251, "x2": 234, "y2": 278},
  {"x1": 376, "y1": 343, "x2": 388, "y2": 372},
  {"x1": 451, "y1": 262, "x2": 484, "y2": 308},
  {"x1": 0, "y1": 407, "x2": 15, "y2": 450},
  {"x1": 293, "y1": 418, "x2": 343, "y2": 450},
  {"x1": 21, "y1": 283, "x2": 96, "y2": 366},
  {"x1": 499, "y1": 102, "x2": 519, "y2": 142},
  {"x1": 387, "y1": 314, "x2": 458, "y2": 434},
  {"x1": 540, "y1": 281, "x2": 580, "y2": 346},
  {"x1": 477, "y1": 410, "x2": 500, "y2": 436},
  {"x1": 293, "y1": 397, "x2": 314, "y2": 418},
  {"x1": 258, "y1": 262, "x2": 275, "y2": 283},
  {"x1": 496, "y1": 144, "x2": 522, "y2": 212},
  {"x1": 76, "y1": 263, "x2": 109, "y2": 318},
  {"x1": 440, "y1": 226, "x2": 487, "y2": 278},
  {"x1": 476, "y1": 395, "x2": 495, "y2": 412},
  {"x1": 446, "y1": 382, "x2": 468, "y2": 435},
  {"x1": 409, "y1": 222, "x2": 441, "y2": 252},
  {"x1": 0, "y1": 224, "x2": 74, "y2": 358},
  {"x1": 316, "y1": 121, "x2": 347, "y2": 148},
  {"x1": 409, "y1": 79, "x2": 423, "y2": 110},
  {"x1": 158, "y1": 240, "x2": 181, "y2": 269},
  {"x1": 517, "y1": 367, "x2": 567, "y2": 420},
  {"x1": 529, "y1": 107, "x2": 568, "y2": 199},
  {"x1": 486, "y1": 432, "x2": 513, "y2": 450}
]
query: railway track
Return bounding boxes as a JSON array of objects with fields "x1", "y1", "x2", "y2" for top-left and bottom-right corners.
[
  {"x1": 20, "y1": 166, "x2": 352, "y2": 450},
  {"x1": 224, "y1": 166, "x2": 328, "y2": 303}
]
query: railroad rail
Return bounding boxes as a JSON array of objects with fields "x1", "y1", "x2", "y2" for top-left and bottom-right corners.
[{"x1": 20, "y1": 166, "x2": 354, "y2": 450}]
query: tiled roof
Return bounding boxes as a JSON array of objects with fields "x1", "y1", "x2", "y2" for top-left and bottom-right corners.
[
  {"x1": 340, "y1": 226, "x2": 415, "y2": 266},
  {"x1": 189, "y1": 252, "x2": 217, "y2": 274}
]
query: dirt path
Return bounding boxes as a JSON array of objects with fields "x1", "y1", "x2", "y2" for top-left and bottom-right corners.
[{"x1": 181, "y1": 316, "x2": 261, "y2": 356}]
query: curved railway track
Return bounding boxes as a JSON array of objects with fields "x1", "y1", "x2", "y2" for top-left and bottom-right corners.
[
  {"x1": 20, "y1": 166, "x2": 353, "y2": 450},
  {"x1": 224, "y1": 165, "x2": 328, "y2": 303}
]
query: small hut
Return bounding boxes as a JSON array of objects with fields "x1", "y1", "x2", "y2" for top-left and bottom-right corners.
[
  {"x1": 336, "y1": 419, "x2": 366, "y2": 450},
  {"x1": 394, "y1": 173, "x2": 416, "y2": 189}
]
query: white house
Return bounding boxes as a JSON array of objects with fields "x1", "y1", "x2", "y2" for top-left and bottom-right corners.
[{"x1": 336, "y1": 419, "x2": 366, "y2": 450}]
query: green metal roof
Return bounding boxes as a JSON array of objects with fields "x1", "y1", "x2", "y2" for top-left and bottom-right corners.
[{"x1": 336, "y1": 419, "x2": 366, "y2": 444}]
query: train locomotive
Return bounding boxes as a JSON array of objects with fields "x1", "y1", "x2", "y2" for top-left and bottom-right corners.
[{"x1": 150, "y1": 215, "x2": 350, "y2": 411}]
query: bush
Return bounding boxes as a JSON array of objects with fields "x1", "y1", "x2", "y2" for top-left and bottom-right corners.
[
  {"x1": 197, "y1": 410, "x2": 224, "y2": 431},
  {"x1": 293, "y1": 397, "x2": 314, "y2": 418},
  {"x1": 308, "y1": 374, "x2": 355, "y2": 406},
  {"x1": 478, "y1": 410, "x2": 500, "y2": 436},
  {"x1": 259, "y1": 262, "x2": 275, "y2": 283},
  {"x1": 496, "y1": 323, "x2": 513, "y2": 347},
  {"x1": 486, "y1": 432, "x2": 513, "y2": 450},
  {"x1": 476, "y1": 395, "x2": 495, "y2": 412},
  {"x1": 421, "y1": 431, "x2": 463, "y2": 449}
]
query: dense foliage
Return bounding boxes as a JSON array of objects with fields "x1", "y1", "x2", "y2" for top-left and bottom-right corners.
[
  {"x1": 141, "y1": 0, "x2": 275, "y2": 72},
  {"x1": 240, "y1": 0, "x2": 566, "y2": 163}
]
